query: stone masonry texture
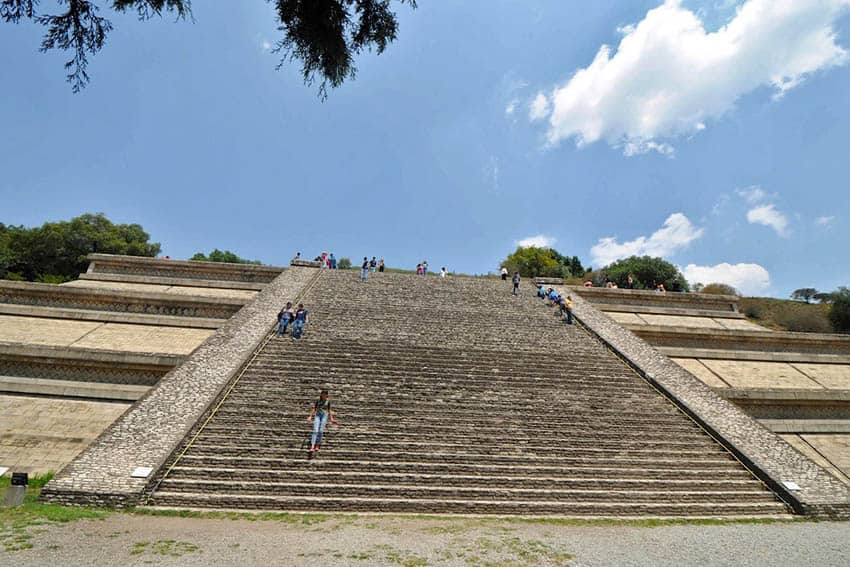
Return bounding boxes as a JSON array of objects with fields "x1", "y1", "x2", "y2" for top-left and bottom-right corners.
[
  {"x1": 562, "y1": 290, "x2": 850, "y2": 518},
  {"x1": 40, "y1": 267, "x2": 317, "y2": 507}
]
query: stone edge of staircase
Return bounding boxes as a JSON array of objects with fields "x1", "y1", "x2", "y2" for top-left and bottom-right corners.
[
  {"x1": 566, "y1": 291, "x2": 850, "y2": 520},
  {"x1": 39, "y1": 267, "x2": 320, "y2": 508}
]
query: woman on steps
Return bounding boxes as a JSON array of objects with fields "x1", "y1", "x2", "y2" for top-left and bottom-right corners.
[{"x1": 308, "y1": 389, "x2": 337, "y2": 452}]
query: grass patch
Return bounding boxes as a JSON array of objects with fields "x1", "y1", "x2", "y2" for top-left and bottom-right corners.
[
  {"x1": 739, "y1": 297, "x2": 831, "y2": 333},
  {"x1": 132, "y1": 507, "x2": 331, "y2": 525},
  {"x1": 0, "y1": 472, "x2": 110, "y2": 553}
]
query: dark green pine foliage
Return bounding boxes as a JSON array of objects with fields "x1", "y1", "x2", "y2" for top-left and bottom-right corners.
[{"x1": 2, "y1": 0, "x2": 415, "y2": 95}]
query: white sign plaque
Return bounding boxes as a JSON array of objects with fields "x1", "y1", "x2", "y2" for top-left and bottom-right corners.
[
  {"x1": 0, "y1": 467, "x2": 9, "y2": 477},
  {"x1": 131, "y1": 467, "x2": 154, "y2": 478},
  {"x1": 782, "y1": 481, "x2": 801, "y2": 491}
]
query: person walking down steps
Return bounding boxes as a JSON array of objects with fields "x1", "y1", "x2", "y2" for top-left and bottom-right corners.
[
  {"x1": 291, "y1": 303, "x2": 309, "y2": 339},
  {"x1": 512, "y1": 271, "x2": 521, "y2": 296},
  {"x1": 308, "y1": 389, "x2": 337, "y2": 452},
  {"x1": 276, "y1": 301, "x2": 295, "y2": 336}
]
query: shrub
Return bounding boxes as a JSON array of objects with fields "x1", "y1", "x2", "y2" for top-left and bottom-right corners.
[
  {"x1": 36, "y1": 274, "x2": 70, "y2": 284},
  {"x1": 3, "y1": 272, "x2": 25, "y2": 281},
  {"x1": 776, "y1": 310, "x2": 832, "y2": 333},
  {"x1": 740, "y1": 300, "x2": 764, "y2": 319},
  {"x1": 337, "y1": 257, "x2": 352, "y2": 270},
  {"x1": 829, "y1": 289, "x2": 850, "y2": 333},
  {"x1": 700, "y1": 283, "x2": 739, "y2": 296}
]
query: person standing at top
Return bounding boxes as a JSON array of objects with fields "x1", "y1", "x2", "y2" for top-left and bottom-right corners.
[
  {"x1": 440, "y1": 267, "x2": 447, "y2": 278},
  {"x1": 626, "y1": 274, "x2": 635, "y2": 289},
  {"x1": 329, "y1": 253, "x2": 337, "y2": 269},
  {"x1": 501, "y1": 267, "x2": 508, "y2": 281},
  {"x1": 512, "y1": 272, "x2": 521, "y2": 296},
  {"x1": 291, "y1": 303, "x2": 309, "y2": 339},
  {"x1": 416, "y1": 263, "x2": 423, "y2": 275},
  {"x1": 276, "y1": 301, "x2": 295, "y2": 335},
  {"x1": 378, "y1": 258, "x2": 385, "y2": 272},
  {"x1": 370, "y1": 256, "x2": 377, "y2": 272},
  {"x1": 422, "y1": 260, "x2": 429, "y2": 275},
  {"x1": 321, "y1": 252, "x2": 328, "y2": 269},
  {"x1": 361, "y1": 257, "x2": 369, "y2": 281},
  {"x1": 308, "y1": 389, "x2": 337, "y2": 452}
]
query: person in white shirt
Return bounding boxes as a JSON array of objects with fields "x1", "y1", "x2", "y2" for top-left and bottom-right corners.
[
  {"x1": 440, "y1": 267, "x2": 447, "y2": 278},
  {"x1": 500, "y1": 267, "x2": 508, "y2": 281}
]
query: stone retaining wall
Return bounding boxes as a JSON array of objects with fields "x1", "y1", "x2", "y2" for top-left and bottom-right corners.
[{"x1": 566, "y1": 292, "x2": 850, "y2": 518}]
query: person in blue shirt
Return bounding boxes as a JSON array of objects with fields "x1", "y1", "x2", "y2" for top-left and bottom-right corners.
[
  {"x1": 548, "y1": 288, "x2": 559, "y2": 305},
  {"x1": 291, "y1": 303, "x2": 309, "y2": 339},
  {"x1": 537, "y1": 285, "x2": 546, "y2": 299}
]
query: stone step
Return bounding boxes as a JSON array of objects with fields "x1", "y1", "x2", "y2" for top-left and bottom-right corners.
[
  {"x1": 167, "y1": 467, "x2": 766, "y2": 491},
  {"x1": 210, "y1": 409, "x2": 696, "y2": 427},
  {"x1": 184, "y1": 444, "x2": 738, "y2": 465},
  {"x1": 149, "y1": 492, "x2": 789, "y2": 516},
  {"x1": 155, "y1": 479, "x2": 780, "y2": 504},
  {"x1": 196, "y1": 438, "x2": 728, "y2": 459},
  {"x1": 198, "y1": 425, "x2": 716, "y2": 445},
  {"x1": 174, "y1": 455, "x2": 757, "y2": 477}
]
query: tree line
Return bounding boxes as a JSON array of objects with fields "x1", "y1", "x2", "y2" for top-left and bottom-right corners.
[{"x1": 0, "y1": 212, "x2": 257, "y2": 282}]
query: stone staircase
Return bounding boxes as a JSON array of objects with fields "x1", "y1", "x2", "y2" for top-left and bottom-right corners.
[{"x1": 147, "y1": 271, "x2": 790, "y2": 517}]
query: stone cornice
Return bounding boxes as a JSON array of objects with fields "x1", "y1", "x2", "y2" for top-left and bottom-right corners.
[
  {"x1": 88, "y1": 254, "x2": 284, "y2": 283},
  {"x1": 632, "y1": 325, "x2": 850, "y2": 355},
  {"x1": 568, "y1": 285, "x2": 739, "y2": 312},
  {"x1": 0, "y1": 280, "x2": 245, "y2": 319}
]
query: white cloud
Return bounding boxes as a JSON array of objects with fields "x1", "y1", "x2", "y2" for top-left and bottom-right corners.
[
  {"x1": 535, "y1": 0, "x2": 850, "y2": 154},
  {"x1": 683, "y1": 262, "x2": 771, "y2": 295},
  {"x1": 590, "y1": 213, "x2": 704, "y2": 267},
  {"x1": 505, "y1": 99, "x2": 518, "y2": 117},
  {"x1": 736, "y1": 186, "x2": 768, "y2": 203},
  {"x1": 747, "y1": 204, "x2": 790, "y2": 236},
  {"x1": 815, "y1": 215, "x2": 836, "y2": 227},
  {"x1": 529, "y1": 93, "x2": 550, "y2": 122},
  {"x1": 517, "y1": 234, "x2": 557, "y2": 248}
]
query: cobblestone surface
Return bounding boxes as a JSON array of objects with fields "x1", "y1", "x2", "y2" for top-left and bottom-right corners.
[
  {"x1": 564, "y1": 291, "x2": 850, "y2": 519},
  {"x1": 40, "y1": 267, "x2": 319, "y2": 507}
]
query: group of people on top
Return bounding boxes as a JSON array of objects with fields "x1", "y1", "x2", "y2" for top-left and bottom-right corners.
[
  {"x1": 537, "y1": 285, "x2": 574, "y2": 324},
  {"x1": 581, "y1": 273, "x2": 682, "y2": 293},
  {"x1": 360, "y1": 256, "x2": 385, "y2": 280}
]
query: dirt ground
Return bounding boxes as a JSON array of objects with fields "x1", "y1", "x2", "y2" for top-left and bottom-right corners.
[{"x1": 2, "y1": 512, "x2": 850, "y2": 566}]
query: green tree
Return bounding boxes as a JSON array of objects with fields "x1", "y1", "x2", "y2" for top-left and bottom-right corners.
[
  {"x1": 814, "y1": 291, "x2": 836, "y2": 304},
  {"x1": 829, "y1": 287, "x2": 850, "y2": 334},
  {"x1": 191, "y1": 249, "x2": 261, "y2": 265},
  {"x1": 1, "y1": 213, "x2": 160, "y2": 281},
  {"x1": 791, "y1": 288, "x2": 818, "y2": 303},
  {"x1": 601, "y1": 256, "x2": 689, "y2": 291},
  {"x1": 2, "y1": 0, "x2": 416, "y2": 95},
  {"x1": 701, "y1": 283, "x2": 739, "y2": 296},
  {"x1": 500, "y1": 246, "x2": 585, "y2": 279},
  {"x1": 337, "y1": 257, "x2": 352, "y2": 270}
]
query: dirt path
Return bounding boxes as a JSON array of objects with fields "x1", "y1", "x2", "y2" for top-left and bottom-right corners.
[{"x1": 3, "y1": 513, "x2": 850, "y2": 566}]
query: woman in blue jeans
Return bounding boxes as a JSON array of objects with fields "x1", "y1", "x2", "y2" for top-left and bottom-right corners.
[{"x1": 308, "y1": 389, "x2": 337, "y2": 452}]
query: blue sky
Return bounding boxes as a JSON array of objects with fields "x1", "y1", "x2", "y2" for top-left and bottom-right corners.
[{"x1": 1, "y1": 0, "x2": 849, "y2": 297}]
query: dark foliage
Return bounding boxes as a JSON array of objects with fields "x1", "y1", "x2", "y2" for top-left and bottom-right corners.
[
  {"x1": 790, "y1": 287, "x2": 818, "y2": 303},
  {"x1": 190, "y1": 249, "x2": 261, "y2": 265},
  {"x1": 601, "y1": 255, "x2": 689, "y2": 291},
  {"x1": 829, "y1": 287, "x2": 850, "y2": 334},
  {"x1": 700, "y1": 283, "x2": 739, "y2": 296},
  {"x1": 0, "y1": 213, "x2": 160, "y2": 281},
  {"x1": 500, "y1": 246, "x2": 585, "y2": 279},
  {"x1": 4, "y1": 0, "x2": 414, "y2": 95}
]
